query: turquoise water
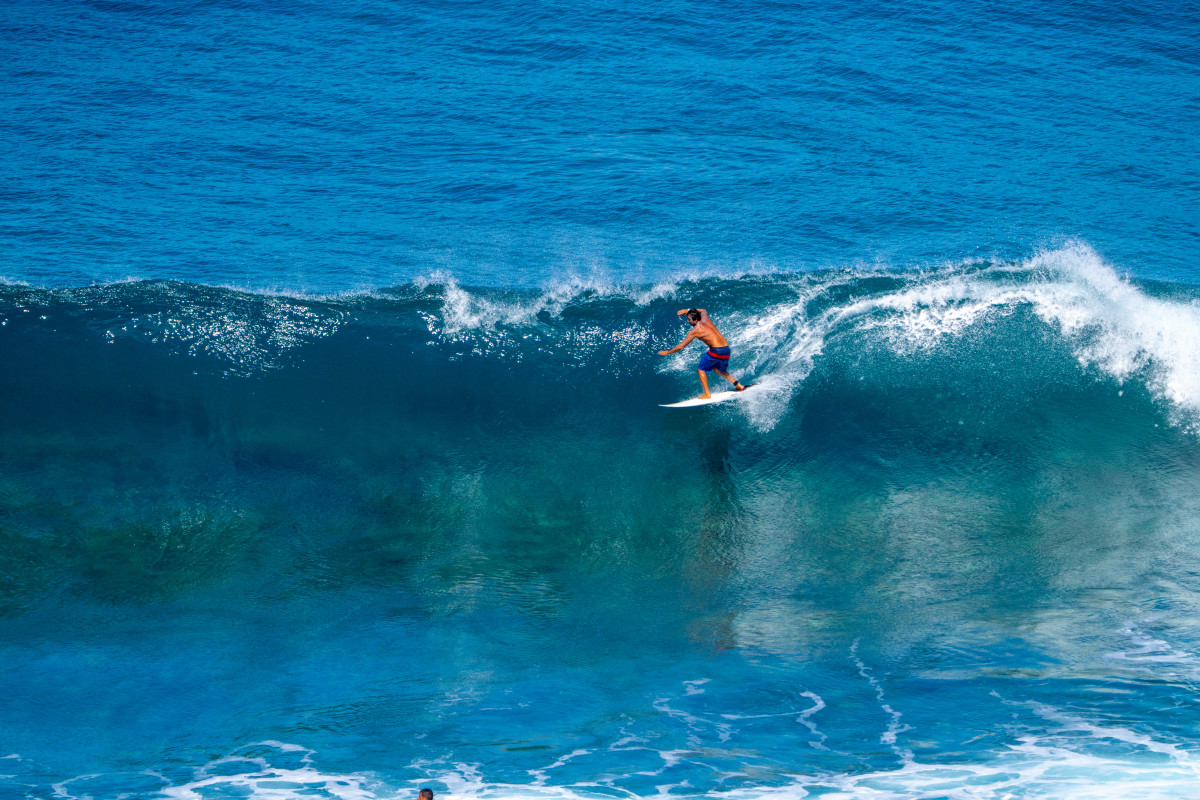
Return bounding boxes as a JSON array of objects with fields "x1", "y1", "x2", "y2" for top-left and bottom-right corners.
[{"x1": 3, "y1": 1, "x2": 1200, "y2": 799}]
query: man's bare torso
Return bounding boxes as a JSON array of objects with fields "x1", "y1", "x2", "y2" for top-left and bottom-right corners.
[{"x1": 692, "y1": 321, "x2": 728, "y2": 348}]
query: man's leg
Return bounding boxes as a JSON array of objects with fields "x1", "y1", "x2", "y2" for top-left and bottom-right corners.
[
  {"x1": 698, "y1": 369, "x2": 711, "y2": 398},
  {"x1": 715, "y1": 369, "x2": 745, "y2": 391}
]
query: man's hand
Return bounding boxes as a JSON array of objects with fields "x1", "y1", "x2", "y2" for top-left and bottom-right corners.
[{"x1": 658, "y1": 349, "x2": 672, "y2": 356}]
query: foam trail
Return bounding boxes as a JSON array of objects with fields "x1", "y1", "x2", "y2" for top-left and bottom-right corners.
[
  {"x1": 528, "y1": 750, "x2": 591, "y2": 787},
  {"x1": 851, "y1": 640, "x2": 913, "y2": 765},
  {"x1": 796, "y1": 692, "x2": 829, "y2": 751},
  {"x1": 1103, "y1": 622, "x2": 1200, "y2": 686},
  {"x1": 1009, "y1": 698, "x2": 1200, "y2": 774}
]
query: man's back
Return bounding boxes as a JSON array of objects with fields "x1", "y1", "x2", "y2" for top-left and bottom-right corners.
[{"x1": 693, "y1": 320, "x2": 729, "y2": 348}]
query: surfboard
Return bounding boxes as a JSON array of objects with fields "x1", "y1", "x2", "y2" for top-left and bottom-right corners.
[{"x1": 660, "y1": 385, "x2": 756, "y2": 408}]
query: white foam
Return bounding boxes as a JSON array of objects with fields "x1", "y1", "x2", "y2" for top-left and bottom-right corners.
[
  {"x1": 388, "y1": 746, "x2": 1200, "y2": 800},
  {"x1": 36, "y1": 722, "x2": 1200, "y2": 800},
  {"x1": 726, "y1": 241, "x2": 1200, "y2": 431},
  {"x1": 1023, "y1": 244, "x2": 1200, "y2": 425},
  {"x1": 796, "y1": 692, "x2": 829, "y2": 751},
  {"x1": 652, "y1": 693, "x2": 734, "y2": 747},
  {"x1": 413, "y1": 242, "x2": 1200, "y2": 432},
  {"x1": 528, "y1": 750, "x2": 592, "y2": 787},
  {"x1": 851, "y1": 641, "x2": 914, "y2": 764},
  {"x1": 720, "y1": 693, "x2": 829, "y2": 751},
  {"x1": 418, "y1": 271, "x2": 567, "y2": 333},
  {"x1": 1105, "y1": 622, "x2": 1200, "y2": 683},
  {"x1": 416, "y1": 272, "x2": 681, "y2": 337}
]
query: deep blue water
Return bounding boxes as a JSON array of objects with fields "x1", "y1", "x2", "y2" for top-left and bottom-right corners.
[
  {"x1": 3, "y1": 0, "x2": 1198, "y2": 289},
  {"x1": 3, "y1": 1, "x2": 1200, "y2": 799}
]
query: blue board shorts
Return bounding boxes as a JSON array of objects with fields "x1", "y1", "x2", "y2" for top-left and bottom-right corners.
[{"x1": 698, "y1": 346, "x2": 731, "y2": 372}]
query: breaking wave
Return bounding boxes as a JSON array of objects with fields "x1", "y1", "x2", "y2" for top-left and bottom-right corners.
[{"x1": 2, "y1": 241, "x2": 1198, "y2": 435}]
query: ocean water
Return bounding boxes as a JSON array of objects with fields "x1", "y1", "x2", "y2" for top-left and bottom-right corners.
[{"x1": 3, "y1": 1, "x2": 1200, "y2": 799}]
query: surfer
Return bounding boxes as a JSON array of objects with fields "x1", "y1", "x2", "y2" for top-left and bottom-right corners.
[{"x1": 658, "y1": 308, "x2": 747, "y2": 398}]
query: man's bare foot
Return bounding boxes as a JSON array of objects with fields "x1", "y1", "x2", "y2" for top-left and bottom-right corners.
[
  {"x1": 699, "y1": 393, "x2": 711, "y2": 399},
  {"x1": 733, "y1": 381, "x2": 746, "y2": 392}
]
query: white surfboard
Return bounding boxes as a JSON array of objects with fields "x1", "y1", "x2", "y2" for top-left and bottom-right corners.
[{"x1": 660, "y1": 385, "x2": 757, "y2": 408}]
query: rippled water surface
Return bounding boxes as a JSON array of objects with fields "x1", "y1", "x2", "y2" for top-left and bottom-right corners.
[{"x1": 3, "y1": 0, "x2": 1198, "y2": 288}]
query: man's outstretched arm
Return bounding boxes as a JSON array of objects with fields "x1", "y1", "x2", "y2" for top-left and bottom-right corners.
[{"x1": 659, "y1": 330, "x2": 696, "y2": 355}]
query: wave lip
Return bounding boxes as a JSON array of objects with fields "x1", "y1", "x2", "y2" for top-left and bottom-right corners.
[{"x1": 1025, "y1": 244, "x2": 1200, "y2": 426}]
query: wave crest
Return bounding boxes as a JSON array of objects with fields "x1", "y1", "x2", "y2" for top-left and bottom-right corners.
[{"x1": 4, "y1": 242, "x2": 1199, "y2": 431}]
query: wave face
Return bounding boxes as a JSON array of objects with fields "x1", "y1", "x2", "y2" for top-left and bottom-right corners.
[{"x1": 5, "y1": 244, "x2": 1200, "y2": 798}]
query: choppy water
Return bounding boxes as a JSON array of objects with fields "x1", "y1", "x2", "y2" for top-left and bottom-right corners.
[{"x1": 3, "y1": 0, "x2": 1200, "y2": 798}]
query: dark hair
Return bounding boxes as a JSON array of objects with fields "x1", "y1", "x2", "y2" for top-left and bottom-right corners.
[
  {"x1": 418, "y1": 790, "x2": 434, "y2": 800},
  {"x1": 687, "y1": 309, "x2": 702, "y2": 323}
]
